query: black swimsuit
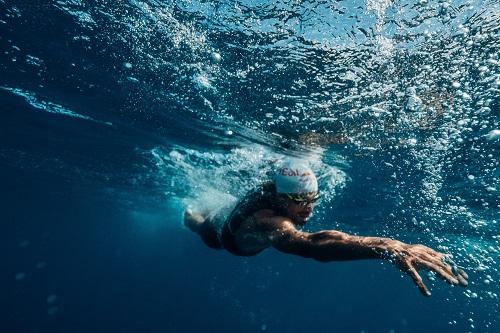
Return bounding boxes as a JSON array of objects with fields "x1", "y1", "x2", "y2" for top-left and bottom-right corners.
[{"x1": 221, "y1": 182, "x2": 284, "y2": 256}]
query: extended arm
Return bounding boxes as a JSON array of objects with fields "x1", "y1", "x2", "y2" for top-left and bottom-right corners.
[
  {"x1": 267, "y1": 221, "x2": 468, "y2": 296},
  {"x1": 272, "y1": 227, "x2": 394, "y2": 261}
]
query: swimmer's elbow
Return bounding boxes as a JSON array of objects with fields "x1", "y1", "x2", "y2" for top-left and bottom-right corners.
[
  {"x1": 271, "y1": 230, "x2": 314, "y2": 258},
  {"x1": 273, "y1": 230, "x2": 356, "y2": 262}
]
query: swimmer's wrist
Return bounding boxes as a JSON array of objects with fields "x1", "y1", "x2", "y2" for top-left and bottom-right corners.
[{"x1": 368, "y1": 238, "x2": 404, "y2": 259}]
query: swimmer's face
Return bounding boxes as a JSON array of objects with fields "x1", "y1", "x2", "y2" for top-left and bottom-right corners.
[{"x1": 283, "y1": 193, "x2": 318, "y2": 225}]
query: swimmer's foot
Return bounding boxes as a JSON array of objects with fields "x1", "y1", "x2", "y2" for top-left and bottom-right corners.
[{"x1": 184, "y1": 207, "x2": 205, "y2": 233}]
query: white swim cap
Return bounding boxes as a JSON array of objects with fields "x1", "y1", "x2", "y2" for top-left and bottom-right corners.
[{"x1": 274, "y1": 160, "x2": 318, "y2": 194}]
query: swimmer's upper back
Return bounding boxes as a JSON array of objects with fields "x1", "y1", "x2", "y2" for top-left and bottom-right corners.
[{"x1": 226, "y1": 182, "x2": 278, "y2": 234}]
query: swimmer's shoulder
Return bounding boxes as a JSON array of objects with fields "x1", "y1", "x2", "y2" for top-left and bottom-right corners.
[{"x1": 252, "y1": 209, "x2": 295, "y2": 231}]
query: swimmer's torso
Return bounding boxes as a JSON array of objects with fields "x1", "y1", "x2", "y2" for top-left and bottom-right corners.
[{"x1": 222, "y1": 182, "x2": 286, "y2": 256}]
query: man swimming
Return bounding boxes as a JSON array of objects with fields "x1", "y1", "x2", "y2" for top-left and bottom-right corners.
[{"x1": 184, "y1": 159, "x2": 468, "y2": 296}]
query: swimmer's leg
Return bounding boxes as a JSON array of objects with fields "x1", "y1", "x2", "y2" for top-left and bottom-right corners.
[
  {"x1": 184, "y1": 208, "x2": 205, "y2": 233},
  {"x1": 184, "y1": 208, "x2": 223, "y2": 250}
]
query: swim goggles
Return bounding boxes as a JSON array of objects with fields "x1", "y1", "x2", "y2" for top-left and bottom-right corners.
[{"x1": 286, "y1": 192, "x2": 321, "y2": 206}]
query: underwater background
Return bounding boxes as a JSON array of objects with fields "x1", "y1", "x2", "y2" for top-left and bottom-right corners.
[{"x1": 1, "y1": 0, "x2": 499, "y2": 332}]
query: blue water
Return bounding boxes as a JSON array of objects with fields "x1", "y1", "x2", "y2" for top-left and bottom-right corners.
[{"x1": 1, "y1": 0, "x2": 499, "y2": 332}]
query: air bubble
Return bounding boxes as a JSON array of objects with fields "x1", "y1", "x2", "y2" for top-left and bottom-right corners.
[
  {"x1": 36, "y1": 261, "x2": 46, "y2": 269},
  {"x1": 47, "y1": 306, "x2": 58, "y2": 315},
  {"x1": 46, "y1": 294, "x2": 57, "y2": 304},
  {"x1": 485, "y1": 130, "x2": 500, "y2": 141},
  {"x1": 211, "y1": 52, "x2": 221, "y2": 63}
]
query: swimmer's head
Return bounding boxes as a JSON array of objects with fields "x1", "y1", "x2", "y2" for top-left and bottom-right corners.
[
  {"x1": 274, "y1": 159, "x2": 318, "y2": 195},
  {"x1": 273, "y1": 159, "x2": 319, "y2": 225}
]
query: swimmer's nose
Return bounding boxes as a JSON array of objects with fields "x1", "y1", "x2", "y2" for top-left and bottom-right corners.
[{"x1": 302, "y1": 204, "x2": 313, "y2": 212}]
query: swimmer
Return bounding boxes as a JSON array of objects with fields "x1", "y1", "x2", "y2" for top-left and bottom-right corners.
[{"x1": 184, "y1": 159, "x2": 468, "y2": 296}]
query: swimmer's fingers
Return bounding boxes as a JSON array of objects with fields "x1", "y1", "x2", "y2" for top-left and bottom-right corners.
[
  {"x1": 416, "y1": 259, "x2": 460, "y2": 285},
  {"x1": 456, "y1": 272, "x2": 468, "y2": 286},
  {"x1": 449, "y1": 266, "x2": 469, "y2": 286},
  {"x1": 457, "y1": 268, "x2": 469, "y2": 281},
  {"x1": 417, "y1": 254, "x2": 468, "y2": 287},
  {"x1": 407, "y1": 264, "x2": 431, "y2": 297},
  {"x1": 437, "y1": 254, "x2": 469, "y2": 286}
]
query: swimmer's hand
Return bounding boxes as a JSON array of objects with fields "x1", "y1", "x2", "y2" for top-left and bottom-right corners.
[{"x1": 384, "y1": 241, "x2": 468, "y2": 296}]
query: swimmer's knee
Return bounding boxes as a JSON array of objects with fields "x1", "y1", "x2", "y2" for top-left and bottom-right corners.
[{"x1": 184, "y1": 209, "x2": 205, "y2": 232}]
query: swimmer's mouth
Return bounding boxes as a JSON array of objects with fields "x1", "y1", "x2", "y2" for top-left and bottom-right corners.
[{"x1": 298, "y1": 213, "x2": 311, "y2": 219}]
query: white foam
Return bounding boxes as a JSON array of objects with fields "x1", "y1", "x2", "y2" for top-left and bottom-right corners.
[
  {"x1": 151, "y1": 144, "x2": 347, "y2": 217},
  {"x1": 0, "y1": 87, "x2": 112, "y2": 125},
  {"x1": 194, "y1": 74, "x2": 211, "y2": 90}
]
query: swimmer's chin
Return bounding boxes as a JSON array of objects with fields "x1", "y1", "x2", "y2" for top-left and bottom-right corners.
[{"x1": 294, "y1": 214, "x2": 312, "y2": 225}]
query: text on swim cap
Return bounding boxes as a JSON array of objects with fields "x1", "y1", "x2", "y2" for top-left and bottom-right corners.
[{"x1": 279, "y1": 168, "x2": 311, "y2": 177}]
